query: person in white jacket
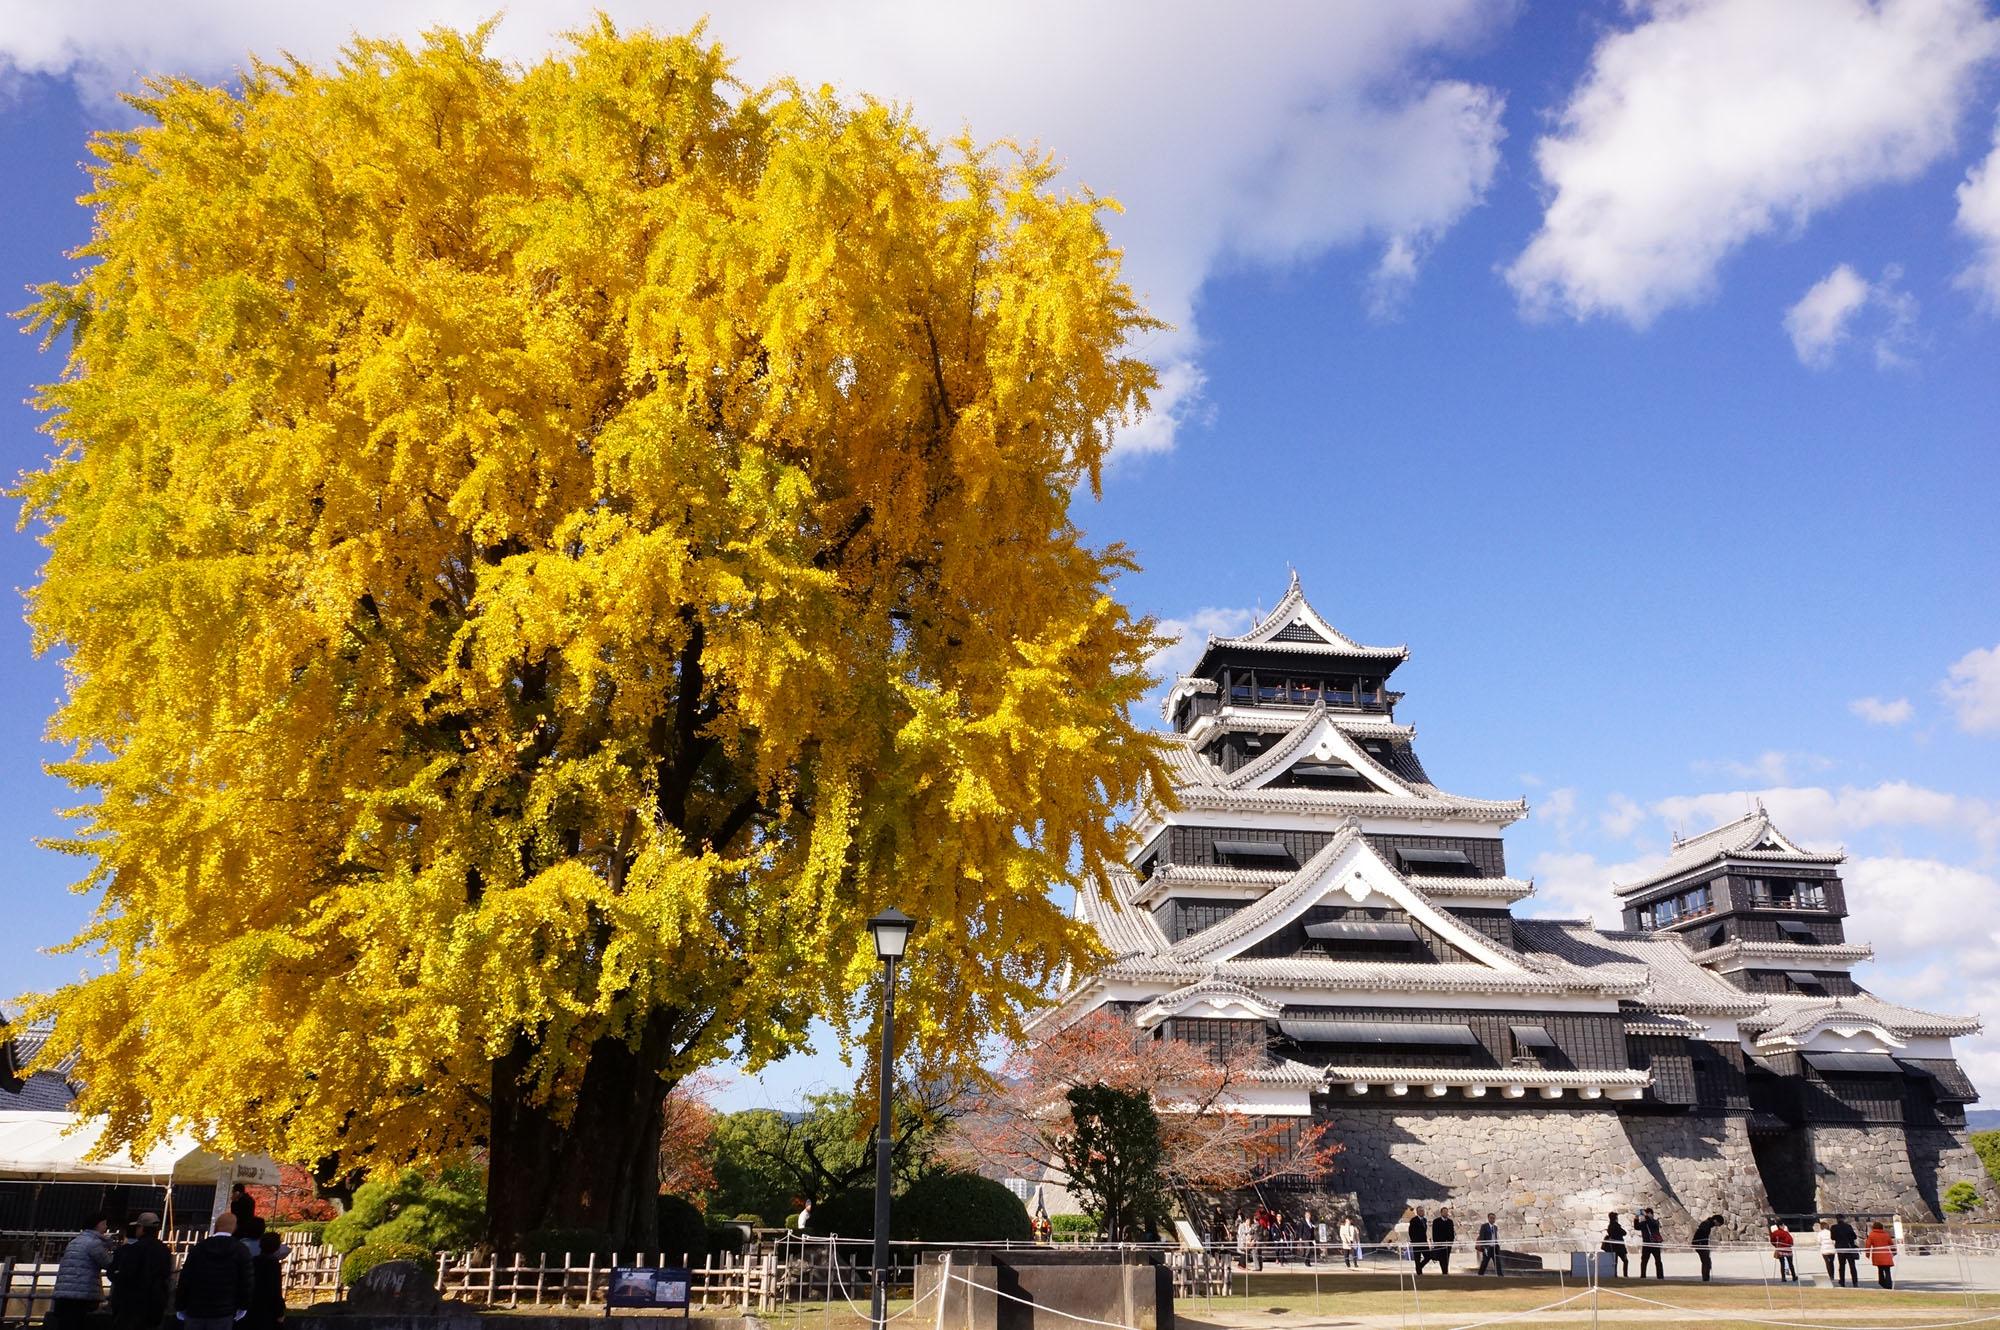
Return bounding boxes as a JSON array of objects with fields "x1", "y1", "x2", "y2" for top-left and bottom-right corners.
[
  {"x1": 1817, "y1": 1223, "x2": 1837, "y2": 1282},
  {"x1": 1338, "y1": 1215, "x2": 1361, "y2": 1268}
]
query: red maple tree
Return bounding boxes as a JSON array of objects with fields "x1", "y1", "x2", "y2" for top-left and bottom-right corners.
[
  {"x1": 659, "y1": 1072, "x2": 721, "y2": 1205},
  {"x1": 940, "y1": 1010, "x2": 1340, "y2": 1202}
]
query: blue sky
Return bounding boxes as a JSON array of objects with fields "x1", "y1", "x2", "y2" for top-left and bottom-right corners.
[{"x1": 1, "y1": 0, "x2": 1998, "y2": 1114}]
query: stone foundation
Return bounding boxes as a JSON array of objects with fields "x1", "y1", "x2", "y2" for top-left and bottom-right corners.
[
  {"x1": 1321, "y1": 1106, "x2": 1771, "y2": 1242},
  {"x1": 1812, "y1": 1124, "x2": 1983, "y2": 1219}
]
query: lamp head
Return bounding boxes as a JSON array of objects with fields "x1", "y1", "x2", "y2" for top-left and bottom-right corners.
[{"x1": 868, "y1": 907, "x2": 914, "y2": 961}]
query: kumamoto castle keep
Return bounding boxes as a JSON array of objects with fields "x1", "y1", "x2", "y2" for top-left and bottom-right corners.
[{"x1": 1049, "y1": 574, "x2": 1985, "y2": 1236}]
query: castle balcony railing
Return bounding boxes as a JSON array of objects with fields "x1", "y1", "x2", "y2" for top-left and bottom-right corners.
[
  {"x1": 1744, "y1": 890, "x2": 1827, "y2": 911},
  {"x1": 1226, "y1": 685, "x2": 1401, "y2": 713}
]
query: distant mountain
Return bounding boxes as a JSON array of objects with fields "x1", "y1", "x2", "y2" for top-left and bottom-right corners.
[{"x1": 1967, "y1": 1109, "x2": 2000, "y2": 1133}]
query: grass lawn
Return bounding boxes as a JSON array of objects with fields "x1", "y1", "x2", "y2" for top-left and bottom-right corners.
[{"x1": 759, "y1": 1284, "x2": 2000, "y2": 1330}]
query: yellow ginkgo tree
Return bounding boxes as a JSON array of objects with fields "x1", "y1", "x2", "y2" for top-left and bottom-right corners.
[{"x1": 16, "y1": 20, "x2": 1167, "y2": 1245}]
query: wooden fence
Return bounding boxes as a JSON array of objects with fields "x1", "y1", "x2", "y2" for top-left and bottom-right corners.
[{"x1": 436, "y1": 1250, "x2": 776, "y2": 1310}]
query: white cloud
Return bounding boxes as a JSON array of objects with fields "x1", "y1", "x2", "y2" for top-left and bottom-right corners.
[
  {"x1": 1785, "y1": 265, "x2": 1871, "y2": 366},
  {"x1": 1692, "y1": 750, "x2": 1831, "y2": 785},
  {"x1": 1941, "y1": 643, "x2": 2000, "y2": 734},
  {"x1": 1650, "y1": 780, "x2": 2000, "y2": 852},
  {"x1": 0, "y1": 0, "x2": 1511, "y2": 457},
  {"x1": 1600, "y1": 794, "x2": 1647, "y2": 840},
  {"x1": 1956, "y1": 116, "x2": 2000, "y2": 310},
  {"x1": 1535, "y1": 786, "x2": 1580, "y2": 838},
  {"x1": 1146, "y1": 607, "x2": 1258, "y2": 686},
  {"x1": 1783, "y1": 264, "x2": 1919, "y2": 369},
  {"x1": 1849, "y1": 695, "x2": 1915, "y2": 726},
  {"x1": 1519, "y1": 848, "x2": 1662, "y2": 927},
  {"x1": 1507, "y1": 0, "x2": 2000, "y2": 325}
]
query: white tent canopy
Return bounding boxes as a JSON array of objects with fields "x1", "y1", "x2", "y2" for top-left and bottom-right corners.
[{"x1": 0, "y1": 1111, "x2": 280, "y2": 1186}]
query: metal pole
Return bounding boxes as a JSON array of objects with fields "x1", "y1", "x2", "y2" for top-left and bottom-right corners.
[{"x1": 869, "y1": 955, "x2": 898, "y2": 1330}]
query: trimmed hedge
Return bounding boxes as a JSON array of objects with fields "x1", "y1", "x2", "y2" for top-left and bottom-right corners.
[
  {"x1": 657, "y1": 1196, "x2": 708, "y2": 1264},
  {"x1": 341, "y1": 1241, "x2": 438, "y2": 1286},
  {"x1": 1050, "y1": 1214, "x2": 1097, "y2": 1241},
  {"x1": 809, "y1": 1190, "x2": 874, "y2": 1238},
  {"x1": 892, "y1": 1173, "x2": 1031, "y2": 1243}
]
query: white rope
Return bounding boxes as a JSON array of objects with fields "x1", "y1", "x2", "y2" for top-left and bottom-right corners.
[
  {"x1": 1598, "y1": 1285, "x2": 2000, "y2": 1330},
  {"x1": 1426, "y1": 1288, "x2": 1593, "y2": 1330}
]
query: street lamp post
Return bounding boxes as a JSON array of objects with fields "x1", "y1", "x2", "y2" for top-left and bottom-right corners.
[{"x1": 867, "y1": 908, "x2": 914, "y2": 1330}]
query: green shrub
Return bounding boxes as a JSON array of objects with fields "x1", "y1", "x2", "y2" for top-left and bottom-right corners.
[
  {"x1": 891, "y1": 1174, "x2": 1031, "y2": 1243},
  {"x1": 341, "y1": 1242, "x2": 439, "y2": 1286},
  {"x1": 705, "y1": 1222, "x2": 746, "y2": 1258},
  {"x1": 1945, "y1": 1181, "x2": 1983, "y2": 1215},
  {"x1": 323, "y1": 1166, "x2": 485, "y2": 1255},
  {"x1": 1973, "y1": 1131, "x2": 2000, "y2": 1192},
  {"x1": 282, "y1": 1221, "x2": 329, "y2": 1246},
  {"x1": 810, "y1": 1190, "x2": 874, "y2": 1238},
  {"x1": 657, "y1": 1196, "x2": 708, "y2": 1264},
  {"x1": 1050, "y1": 1214, "x2": 1096, "y2": 1242}
]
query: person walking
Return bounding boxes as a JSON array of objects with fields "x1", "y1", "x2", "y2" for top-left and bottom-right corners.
[
  {"x1": 245, "y1": 1232, "x2": 286, "y2": 1330},
  {"x1": 1691, "y1": 1214, "x2": 1724, "y2": 1283},
  {"x1": 1338, "y1": 1214, "x2": 1361, "y2": 1268},
  {"x1": 1235, "y1": 1212, "x2": 1255, "y2": 1269},
  {"x1": 1314, "y1": 1211, "x2": 1330, "y2": 1266},
  {"x1": 1864, "y1": 1222, "x2": 1896, "y2": 1289},
  {"x1": 1817, "y1": 1223, "x2": 1837, "y2": 1282},
  {"x1": 176, "y1": 1213, "x2": 253, "y2": 1330},
  {"x1": 1431, "y1": 1207, "x2": 1456, "y2": 1276},
  {"x1": 1770, "y1": 1222, "x2": 1798, "y2": 1282},
  {"x1": 110, "y1": 1212, "x2": 174, "y2": 1330},
  {"x1": 1831, "y1": 1215, "x2": 1860, "y2": 1287},
  {"x1": 1408, "y1": 1207, "x2": 1430, "y2": 1276},
  {"x1": 1602, "y1": 1212, "x2": 1629, "y2": 1277},
  {"x1": 1476, "y1": 1213, "x2": 1503, "y2": 1277},
  {"x1": 53, "y1": 1213, "x2": 117, "y2": 1330}
]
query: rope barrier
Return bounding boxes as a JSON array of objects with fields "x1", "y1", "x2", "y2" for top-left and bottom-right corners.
[{"x1": 1597, "y1": 1285, "x2": 2000, "y2": 1330}]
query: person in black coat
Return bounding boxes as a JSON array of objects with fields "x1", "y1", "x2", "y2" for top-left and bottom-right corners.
[
  {"x1": 1476, "y1": 1213, "x2": 1503, "y2": 1277},
  {"x1": 1691, "y1": 1214, "x2": 1724, "y2": 1283},
  {"x1": 1431, "y1": 1208, "x2": 1456, "y2": 1276},
  {"x1": 245, "y1": 1232, "x2": 286, "y2": 1330},
  {"x1": 1602, "y1": 1212, "x2": 1629, "y2": 1276},
  {"x1": 1407, "y1": 1207, "x2": 1430, "y2": 1275},
  {"x1": 176, "y1": 1216, "x2": 253, "y2": 1330},
  {"x1": 1830, "y1": 1215, "x2": 1861, "y2": 1287},
  {"x1": 109, "y1": 1214, "x2": 173, "y2": 1330}
]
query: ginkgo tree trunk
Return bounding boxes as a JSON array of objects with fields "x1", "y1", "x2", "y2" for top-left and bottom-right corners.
[{"x1": 17, "y1": 21, "x2": 1166, "y2": 1247}]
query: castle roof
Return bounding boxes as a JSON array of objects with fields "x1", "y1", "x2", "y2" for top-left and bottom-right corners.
[
  {"x1": 1614, "y1": 806, "x2": 1842, "y2": 897},
  {"x1": 1204, "y1": 573, "x2": 1409, "y2": 662},
  {"x1": 1740, "y1": 993, "x2": 1982, "y2": 1044}
]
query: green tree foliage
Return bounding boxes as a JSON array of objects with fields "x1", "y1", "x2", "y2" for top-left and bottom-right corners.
[
  {"x1": 710, "y1": 1088, "x2": 953, "y2": 1220},
  {"x1": 1945, "y1": 1181, "x2": 1982, "y2": 1215},
  {"x1": 1054, "y1": 1085, "x2": 1167, "y2": 1243},
  {"x1": 1050, "y1": 1214, "x2": 1097, "y2": 1241},
  {"x1": 341, "y1": 1242, "x2": 440, "y2": 1285},
  {"x1": 322, "y1": 1166, "x2": 485, "y2": 1255},
  {"x1": 1971, "y1": 1131, "x2": 2000, "y2": 1192},
  {"x1": 892, "y1": 1173, "x2": 1031, "y2": 1242}
]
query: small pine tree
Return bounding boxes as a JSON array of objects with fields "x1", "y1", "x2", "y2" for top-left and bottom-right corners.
[
  {"x1": 1055, "y1": 1085, "x2": 1168, "y2": 1242},
  {"x1": 1944, "y1": 1181, "x2": 1982, "y2": 1216}
]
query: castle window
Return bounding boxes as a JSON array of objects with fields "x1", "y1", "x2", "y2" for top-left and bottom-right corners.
[
  {"x1": 1784, "y1": 970, "x2": 1827, "y2": 995},
  {"x1": 1510, "y1": 1024, "x2": 1557, "y2": 1062},
  {"x1": 1213, "y1": 838, "x2": 1291, "y2": 866},
  {"x1": 1397, "y1": 847, "x2": 1476, "y2": 876},
  {"x1": 1777, "y1": 920, "x2": 1816, "y2": 944}
]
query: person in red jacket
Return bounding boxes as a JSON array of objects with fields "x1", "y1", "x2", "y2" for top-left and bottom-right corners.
[
  {"x1": 1769, "y1": 1223, "x2": 1798, "y2": 1282},
  {"x1": 1864, "y1": 1222, "x2": 1897, "y2": 1289}
]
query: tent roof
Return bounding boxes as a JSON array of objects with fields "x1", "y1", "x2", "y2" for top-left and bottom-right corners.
[{"x1": 0, "y1": 1112, "x2": 279, "y2": 1185}]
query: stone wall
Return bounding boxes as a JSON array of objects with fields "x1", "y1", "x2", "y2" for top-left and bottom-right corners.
[
  {"x1": 1813, "y1": 1124, "x2": 1983, "y2": 1219},
  {"x1": 1320, "y1": 1106, "x2": 1771, "y2": 1242}
]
